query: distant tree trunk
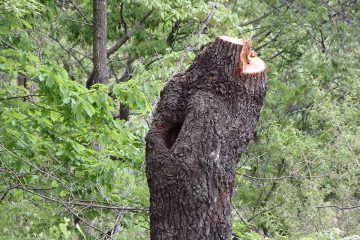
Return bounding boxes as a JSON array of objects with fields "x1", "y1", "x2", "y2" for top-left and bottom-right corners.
[
  {"x1": 146, "y1": 36, "x2": 267, "y2": 240},
  {"x1": 117, "y1": 55, "x2": 135, "y2": 121},
  {"x1": 17, "y1": 74, "x2": 27, "y2": 88},
  {"x1": 87, "y1": 0, "x2": 107, "y2": 88},
  {"x1": 17, "y1": 74, "x2": 37, "y2": 101}
]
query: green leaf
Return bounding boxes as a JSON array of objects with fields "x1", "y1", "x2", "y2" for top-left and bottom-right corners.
[{"x1": 21, "y1": 19, "x2": 32, "y2": 29}]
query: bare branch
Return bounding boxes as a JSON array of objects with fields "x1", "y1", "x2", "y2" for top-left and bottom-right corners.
[
  {"x1": 119, "y1": 2, "x2": 128, "y2": 34},
  {"x1": 146, "y1": 5, "x2": 216, "y2": 124},
  {"x1": 317, "y1": 205, "x2": 360, "y2": 210},
  {"x1": 62, "y1": 17, "x2": 93, "y2": 26},
  {"x1": 0, "y1": 94, "x2": 43, "y2": 101},
  {"x1": 254, "y1": 27, "x2": 285, "y2": 52},
  {"x1": 68, "y1": 0, "x2": 91, "y2": 24},
  {"x1": 22, "y1": 187, "x2": 146, "y2": 212},
  {"x1": 170, "y1": 5, "x2": 217, "y2": 78},
  {"x1": 247, "y1": 203, "x2": 283, "y2": 222},
  {"x1": 0, "y1": 186, "x2": 17, "y2": 203},
  {"x1": 238, "y1": 1, "x2": 287, "y2": 27},
  {"x1": 145, "y1": 56, "x2": 163, "y2": 70},
  {"x1": 107, "y1": 10, "x2": 153, "y2": 57},
  {"x1": 238, "y1": 9, "x2": 274, "y2": 27},
  {"x1": 242, "y1": 174, "x2": 328, "y2": 181},
  {"x1": 48, "y1": 35, "x2": 90, "y2": 74},
  {"x1": 28, "y1": 99, "x2": 63, "y2": 114},
  {"x1": 0, "y1": 38, "x2": 15, "y2": 49},
  {"x1": 87, "y1": 10, "x2": 153, "y2": 88}
]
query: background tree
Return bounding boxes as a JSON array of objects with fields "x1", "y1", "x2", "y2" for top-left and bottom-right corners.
[{"x1": 87, "y1": 0, "x2": 108, "y2": 87}]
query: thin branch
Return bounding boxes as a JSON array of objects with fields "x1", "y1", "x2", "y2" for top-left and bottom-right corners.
[
  {"x1": 0, "y1": 38, "x2": 16, "y2": 49},
  {"x1": 28, "y1": 99, "x2": 63, "y2": 114},
  {"x1": 254, "y1": 27, "x2": 285, "y2": 52},
  {"x1": 145, "y1": 56, "x2": 163, "y2": 70},
  {"x1": 107, "y1": 10, "x2": 153, "y2": 57},
  {"x1": 253, "y1": 29, "x2": 271, "y2": 40},
  {"x1": 146, "y1": 5, "x2": 216, "y2": 124},
  {"x1": 1, "y1": 166, "x2": 145, "y2": 213},
  {"x1": 268, "y1": 49, "x2": 287, "y2": 60},
  {"x1": 247, "y1": 203, "x2": 283, "y2": 222},
  {"x1": 242, "y1": 173, "x2": 327, "y2": 181},
  {"x1": 0, "y1": 141, "x2": 74, "y2": 199},
  {"x1": 68, "y1": 0, "x2": 91, "y2": 24},
  {"x1": 262, "y1": 159, "x2": 286, "y2": 204},
  {"x1": 48, "y1": 35, "x2": 90, "y2": 74},
  {"x1": 239, "y1": 9, "x2": 274, "y2": 27},
  {"x1": 119, "y1": 2, "x2": 128, "y2": 34},
  {"x1": 86, "y1": 10, "x2": 153, "y2": 88},
  {"x1": 22, "y1": 187, "x2": 146, "y2": 212},
  {"x1": 238, "y1": 1, "x2": 287, "y2": 27},
  {"x1": 166, "y1": 20, "x2": 181, "y2": 47},
  {"x1": 170, "y1": 5, "x2": 217, "y2": 78},
  {"x1": 0, "y1": 94, "x2": 43, "y2": 101},
  {"x1": 0, "y1": 186, "x2": 18, "y2": 203},
  {"x1": 62, "y1": 17, "x2": 93, "y2": 26},
  {"x1": 3, "y1": 161, "x2": 140, "y2": 236},
  {"x1": 317, "y1": 205, "x2": 360, "y2": 210},
  {"x1": 231, "y1": 201, "x2": 248, "y2": 226}
]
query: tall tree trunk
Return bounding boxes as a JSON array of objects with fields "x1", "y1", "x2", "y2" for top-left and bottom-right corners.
[
  {"x1": 88, "y1": 0, "x2": 107, "y2": 88},
  {"x1": 146, "y1": 36, "x2": 267, "y2": 240}
]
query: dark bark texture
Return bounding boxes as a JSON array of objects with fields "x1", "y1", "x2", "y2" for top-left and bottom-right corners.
[{"x1": 146, "y1": 37, "x2": 267, "y2": 240}]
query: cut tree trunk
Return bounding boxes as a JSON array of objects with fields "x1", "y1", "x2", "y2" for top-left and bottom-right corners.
[{"x1": 146, "y1": 36, "x2": 267, "y2": 240}]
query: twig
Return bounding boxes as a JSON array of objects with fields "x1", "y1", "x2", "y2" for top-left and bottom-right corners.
[
  {"x1": 170, "y1": 5, "x2": 217, "y2": 78},
  {"x1": 28, "y1": 99, "x2": 63, "y2": 114},
  {"x1": 317, "y1": 205, "x2": 360, "y2": 210},
  {"x1": 238, "y1": 1, "x2": 287, "y2": 27},
  {"x1": 145, "y1": 56, "x2": 163, "y2": 70},
  {"x1": 231, "y1": 201, "x2": 248, "y2": 226},
  {"x1": 68, "y1": 0, "x2": 91, "y2": 24},
  {"x1": 24, "y1": 188, "x2": 146, "y2": 211},
  {"x1": 87, "y1": 10, "x2": 153, "y2": 88},
  {"x1": 62, "y1": 17, "x2": 92, "y2": 26},
  {"x1": 254, "y1": 27, "x2": 285, "y2": 52},
  {"x1": 146, "y1": 5, "x2": 216, "y2": 124},
  {"x1": 0, "y1": 38, "x2": 15, "y2": 49},
  {"x1": 2, "y1": 168, "x2": 145, "y2": 213},
  {"x1": 107, "y1": 10, "x2": 153, "y2": 57},
  {"x1": 0, "y1": 186, "x2": 18, "y2": 203},
  {"x1": 239, "y1": 9, "x2": 274, "y2": 27},
  {"x1": 242, "y1": 174, "x2": 327, "y2": 181},
  {"x1": 119, "y1": 2, "x2": 128, "y2": 34},
  {"x1": 48, "y1": 35, "x2": 90, "y2": 74},
  {"x1": 247, "y1": 203, "x2": 282, "y2": 222},
  {"x1": 0, "y1": 94, "x2": 43, "y2": 101}
]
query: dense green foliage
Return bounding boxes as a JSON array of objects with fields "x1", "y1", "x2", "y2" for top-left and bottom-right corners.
[{"x1": 0, "y1": 0, "x2": 359, "y2": 239}]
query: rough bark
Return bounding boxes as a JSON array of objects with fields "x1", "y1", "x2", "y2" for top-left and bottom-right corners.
[
  {"x1": 146, "y1": 36, "x2": 267, "y2": 240},
  {"x1": 87, "y1": 0, "x2": 107, "y2": 88}
]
